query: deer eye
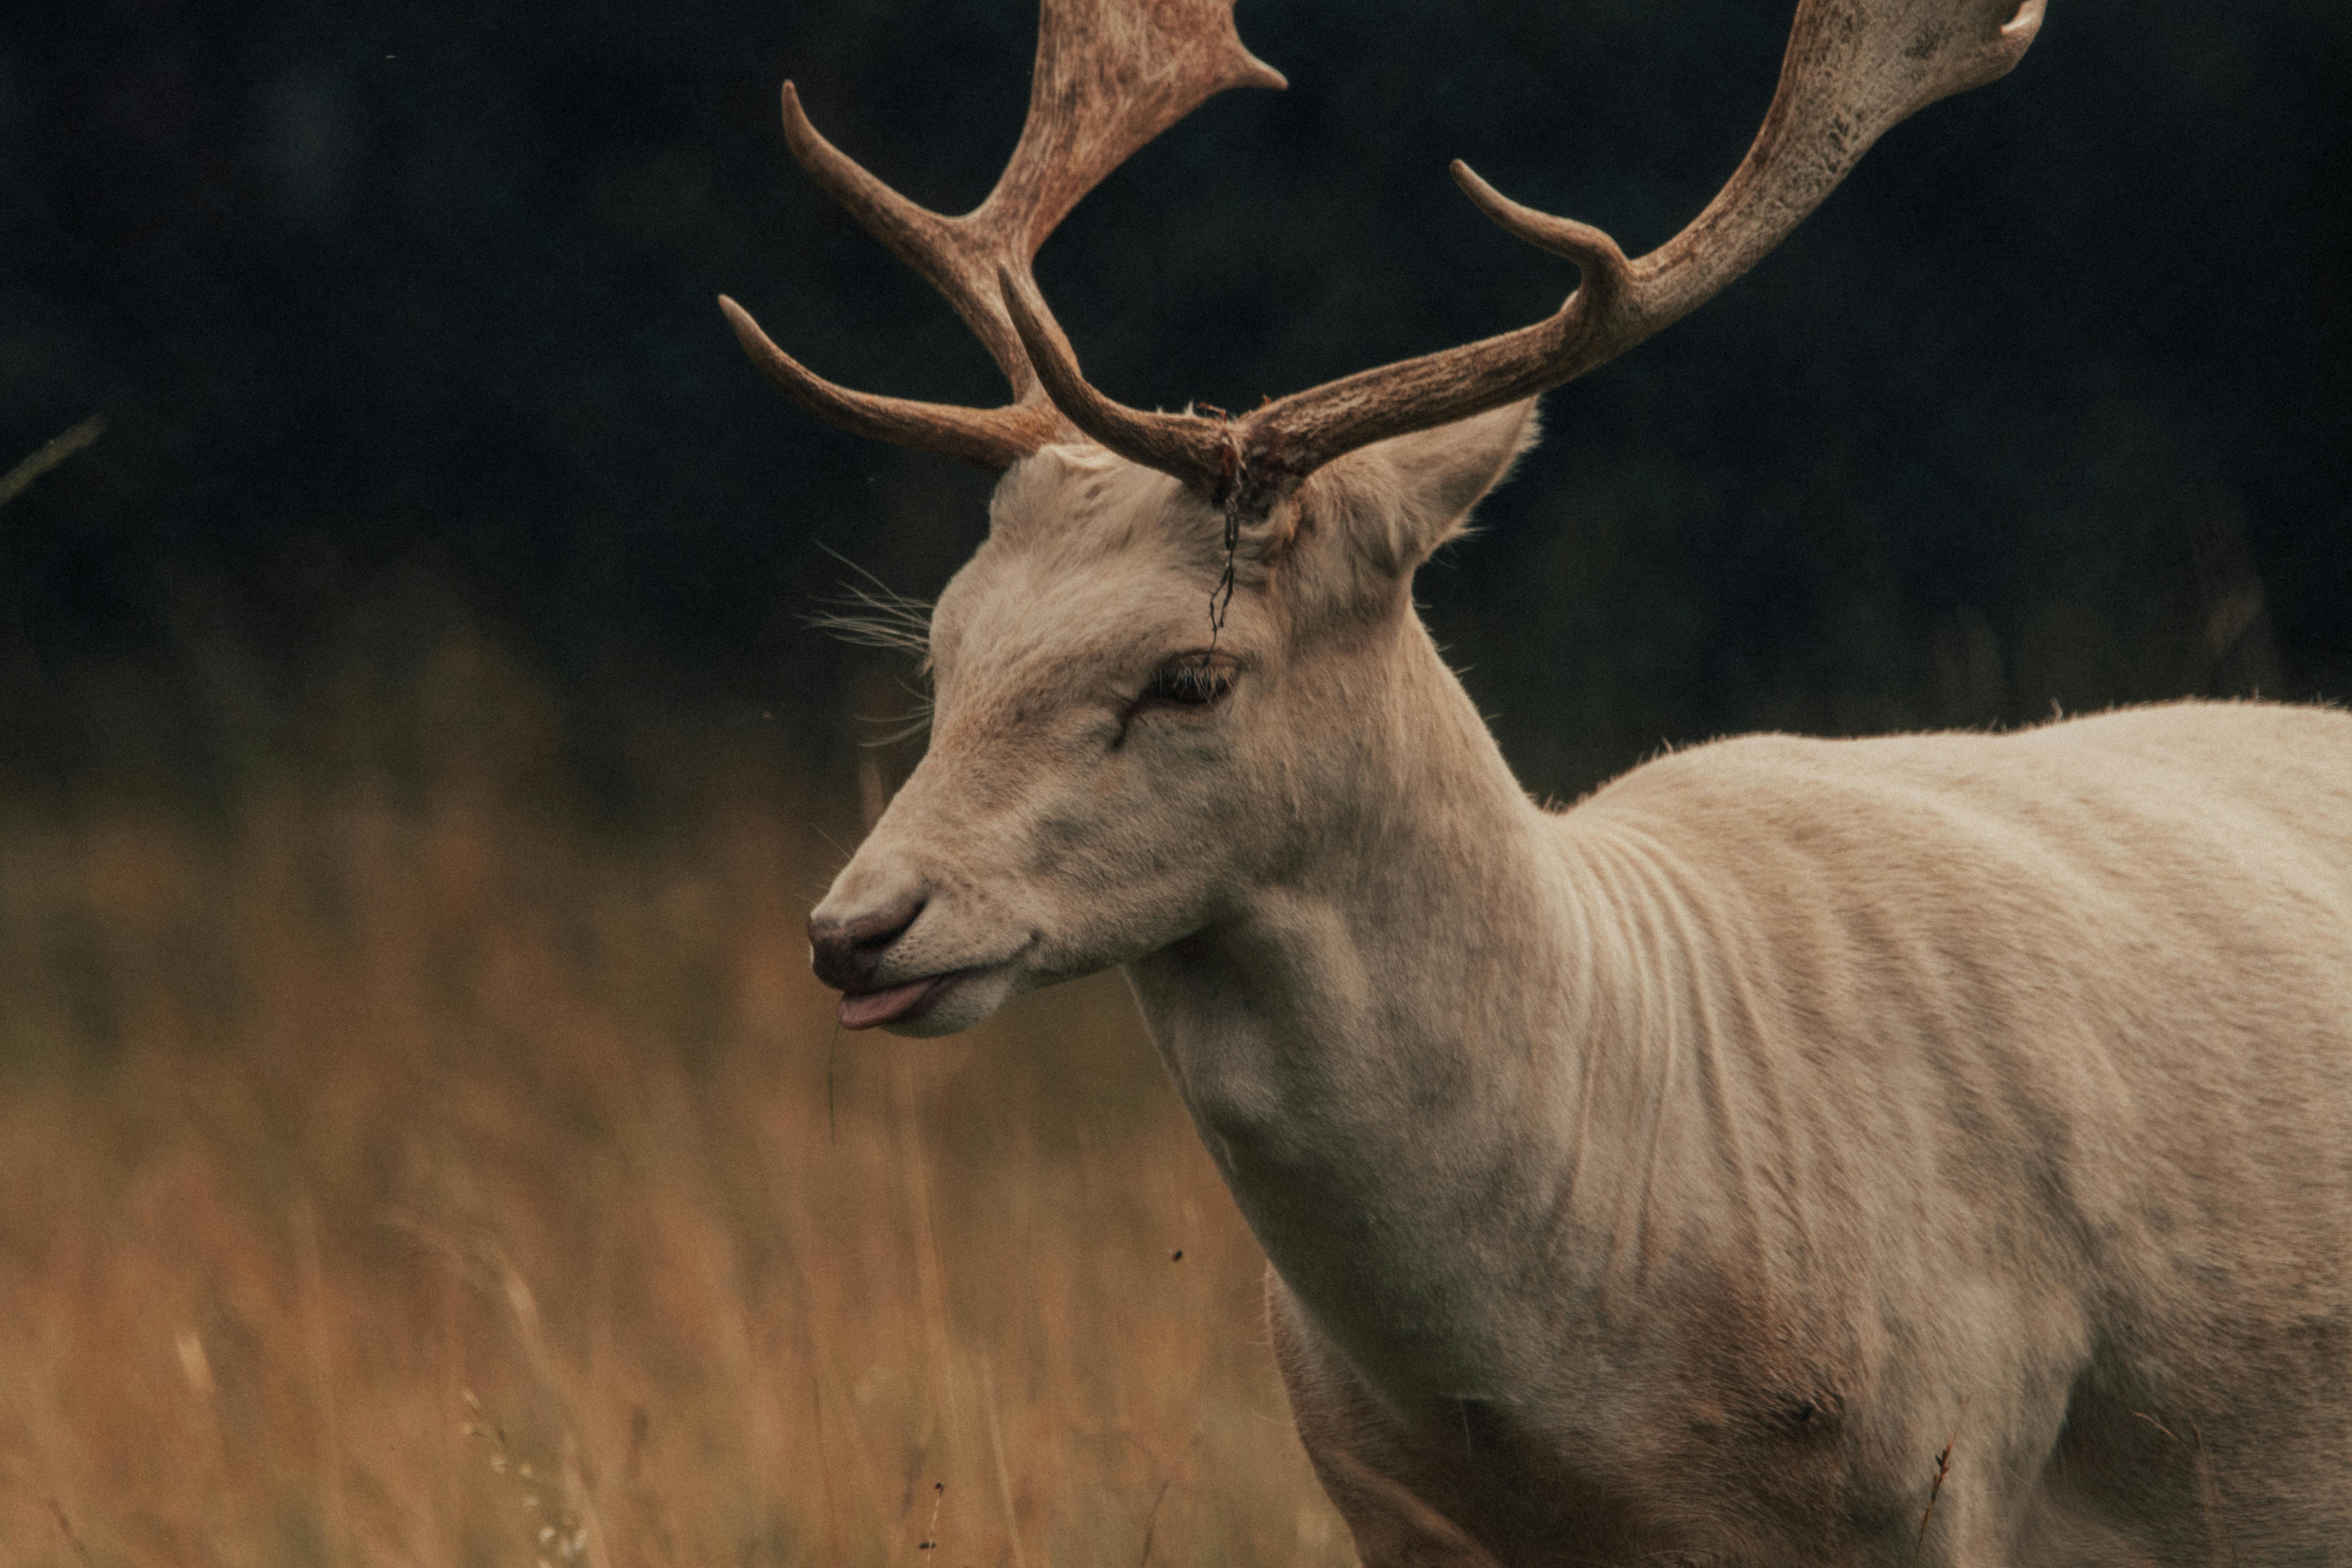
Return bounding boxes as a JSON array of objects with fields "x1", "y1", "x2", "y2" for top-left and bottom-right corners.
[
  {"x1": 1112, "y1": 658, "x2": 1236, "y2": 748},
  {"x1": 1142, "y1": 660, "x2": 1232, "y2": 709}
]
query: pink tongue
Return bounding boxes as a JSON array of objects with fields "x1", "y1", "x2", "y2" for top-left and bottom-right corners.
[{"x1": 839, "y1": 977, "x2": 936, "y2": 1030}]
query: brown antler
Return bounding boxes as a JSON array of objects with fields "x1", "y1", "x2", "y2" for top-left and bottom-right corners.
[
  {"x1": 1003, "y1": 0, "x2": 2046, "y2": 506},
  {"x1": 721, "y1": 0, "x2": 1284, "y2": 470}
]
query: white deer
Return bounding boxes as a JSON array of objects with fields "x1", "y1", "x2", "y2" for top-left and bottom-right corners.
[{"x1": 721, "y1": 0, "x2": 2352, "y2": 1560}]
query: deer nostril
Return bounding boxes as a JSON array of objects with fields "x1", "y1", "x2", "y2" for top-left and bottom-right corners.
[
  {"x1": 853, "y1": 898, "x2": 923, "y2": 951},
  {"x1": 808, "y1": 894, "x2": 926, "y2": 991}
]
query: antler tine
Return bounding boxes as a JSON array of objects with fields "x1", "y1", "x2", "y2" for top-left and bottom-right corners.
[
  {"x1": 999, "y1": 267, "x2": 1232, "y2": 489},
  {"x1": 1021, "y1": 0, "x2": 2045, "y2": 505},
  {"x1": 719, "y1": 295, "x2": 1065, "y2": 469},
  {"x1": 776, "y1": 82, "x2": 1032, "y2": 399},
  {"x1": 725, "y1": 0, "x2": 1283, "y2": 470}
]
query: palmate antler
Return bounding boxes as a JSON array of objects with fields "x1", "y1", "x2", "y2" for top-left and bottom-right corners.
[
  {"x1": 999, "y1": 0, "x2": 2047, "y2": 510},
  {"x1": 719, "y1": 0, "x2": 1284, "y2": 470}
]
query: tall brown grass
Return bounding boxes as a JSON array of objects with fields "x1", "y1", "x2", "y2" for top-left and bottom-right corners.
[{"x1": 0, "y1": 630, "x2": 1344, "y2": 1568}]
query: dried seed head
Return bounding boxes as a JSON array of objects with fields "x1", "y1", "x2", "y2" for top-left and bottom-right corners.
[{"x1": 173, "y1": 1328, "x2": 216, "y2": 1400}]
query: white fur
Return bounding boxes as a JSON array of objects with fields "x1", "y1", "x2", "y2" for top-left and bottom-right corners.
[{"x1": 812, "y1": 402, "x2": 2352, "y2": 1564}]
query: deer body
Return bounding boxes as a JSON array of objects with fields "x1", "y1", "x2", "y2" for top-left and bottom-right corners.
[
  {"x1": 726, "y1": 0, "x2": 2352, "y2": 1557},
  {"x1": 1149, "y1": 668, "x2": 2352, "y2": 1562},
  {"x1": 810, "y1": 436, "x2": 2352, "y2": 1562}
]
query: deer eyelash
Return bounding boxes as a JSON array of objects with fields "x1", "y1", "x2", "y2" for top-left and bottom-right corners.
[{"x1": 1142, "y1": 662, "x2": 1233, "y2": 708}]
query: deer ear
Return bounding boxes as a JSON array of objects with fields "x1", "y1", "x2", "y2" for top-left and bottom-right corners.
[{"x1": 1300, "y1": 398, "x2": 1540, "y2": 578}]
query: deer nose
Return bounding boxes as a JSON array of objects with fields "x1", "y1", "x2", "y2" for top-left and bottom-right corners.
[{"x1": 809, "y1": 895, "x2": 925, "y2": 993}]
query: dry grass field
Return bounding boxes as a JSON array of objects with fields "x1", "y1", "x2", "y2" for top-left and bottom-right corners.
[{"x1": 0, "y1": 633, "x2": 1345, "y2": 1568}]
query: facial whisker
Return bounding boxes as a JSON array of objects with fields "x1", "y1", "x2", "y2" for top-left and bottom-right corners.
[
  {"x1": 806, "y1": 546, "x2": 936, "y2": 666},
  {"x1": 858, "y1": 708, "x2": 934, "y2": 749}
]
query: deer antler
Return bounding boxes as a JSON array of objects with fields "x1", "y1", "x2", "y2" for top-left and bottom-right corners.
[
  {"x1": 1003, "y1": 0, "x2": 2047, "y2": 507},
  {"x1": 721, "y1": 0, "x2": 1284, "y2": 471}
]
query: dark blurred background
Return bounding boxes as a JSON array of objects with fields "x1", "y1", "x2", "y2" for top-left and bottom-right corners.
[{"x1": 3, "y1": 0, "x2": 2347, "y2": 812}]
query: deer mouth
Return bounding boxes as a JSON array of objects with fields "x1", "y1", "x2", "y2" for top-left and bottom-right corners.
[{"x1": 838, "y1": 970, "x2": 972, "y2": 1030}]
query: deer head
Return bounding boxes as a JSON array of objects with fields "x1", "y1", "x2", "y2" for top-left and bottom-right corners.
[{"x1": 725, "y1": 0, "x2": 2044, "y2": 1036}]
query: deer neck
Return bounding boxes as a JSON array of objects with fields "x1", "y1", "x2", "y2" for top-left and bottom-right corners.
[{"x1": 1124, "y1": 613, "x2": 1652, "y2": 1404}]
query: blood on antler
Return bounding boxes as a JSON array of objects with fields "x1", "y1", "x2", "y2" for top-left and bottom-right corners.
[
  {"x1": 999, "y1": 0, "x2": 2046, "y2": 510},
  {"x1": 719, "y1": 0, "x2": 1284, "y2": 471}
]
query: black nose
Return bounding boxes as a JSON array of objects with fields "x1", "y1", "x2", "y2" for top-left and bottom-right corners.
[{"x1": 809, "y1": 896, "x2": 924, "y2": 992}]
